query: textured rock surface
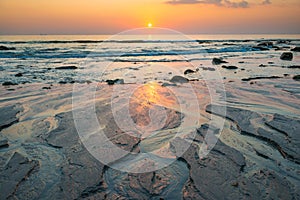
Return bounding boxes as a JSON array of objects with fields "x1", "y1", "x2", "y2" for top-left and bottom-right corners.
[
  {"x1": 0, "y1": 152, "x2": 39, "y2": 199},
  {"x1": 0, "y1": 104, "x2": 23, "y2": 130},
  {"x1": 206, "y1": 105, "x2": 300, "y2": 164}
]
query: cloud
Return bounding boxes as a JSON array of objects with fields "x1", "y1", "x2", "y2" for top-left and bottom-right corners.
[
  {"x1": 166, "y1": 0, "x2": 200, "y2": 4},
  {"x1": 224, "y1": 0, "x2": 249, "y2": 8},
  {"x1": 166, "y1": 0, "x2": 249, "y2": 8},
  {"x1": 262, "y1": 0, "x2": 271, "y2": 5}
]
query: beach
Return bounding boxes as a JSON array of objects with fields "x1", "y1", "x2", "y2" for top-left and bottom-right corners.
[{"x1": 0, "y1": 34, "x2": 300, "y2": 199}]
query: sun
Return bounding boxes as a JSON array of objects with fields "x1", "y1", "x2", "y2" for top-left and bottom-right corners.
[{"x1": 147, "y1": 23, "x2": 153, "y2": 28}]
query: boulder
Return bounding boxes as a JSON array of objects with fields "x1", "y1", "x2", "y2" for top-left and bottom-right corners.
[
  {"x1": 55, "y1": 66, "x2": 78, "y2": 70},
  {"x1": 0, "y1": 45, "x2": 16, "y2": 51},
  {"x1": 280, "y1": 52, "x2": 293, "y2": 61},
  {"x1": 15, "y1": 73, "x2": 23, "y2": 77},
  {"x1": 170, "y1": 75, "x2": 189, "y2": 83},
  {"x1": 184, "y1": 69, "x2": 196, "y2": 75},
  {"x1": 212, "y1": 58, "x2": 228, "y2": 65},
  {"x1": 291, "y1": 47, "x2": 300, "y2": 52},
  {"x1": 222, "y1": 65, "x2": 238, "y2": 70},
  {"x1": 2, "y1": 81, "x2": 18, "y2": 86},
  {"x1": 293, "y1": 75, "x2": 300, "y2": 81},
  {"x1": 106, "y1": 79, "x2": 124, "y2": 85}
]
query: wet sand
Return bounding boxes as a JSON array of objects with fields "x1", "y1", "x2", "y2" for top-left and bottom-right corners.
[{"x1": 0, "y1": 73, "x2": 299, "y2": 199}]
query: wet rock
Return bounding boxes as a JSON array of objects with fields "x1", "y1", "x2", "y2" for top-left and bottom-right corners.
[
  {"x1": 128, "y1": 67, "x2": 139, "y2": 71},
  {"x1": 55, "y1": 66, "x2": 78, "y2": 70},
  {"x1": 58, "y1": 81, "x2": 67, "y2": 84},
  {"x1": 184, "y1": 69, "x2": 195, "y2": 75},
  {"x1": 0, "y1": 152, "x2": 39, "y2": 200},
  {"x1": 206, "y1": 104, "x2": 300, "y2": 164},
  {"x1": 241, "y1": 76, "x2": 281, "y2": 81},
  {"x1": 293, "y1": 75, "x2": 300, "y2": 81},
  {"x1": 212, "y1": 58, "x2": 228, "y2": 65},
  {"x1": 248, "y1": 169, "x2": 296, "y2": 200},
  {"x1": 15, "y1": 73, "x2": 23, "y2": 77},
  {"x1": 170, "y1": 76, "x2": 189, "y2": 83},
  {"x1": 162, "y1": 82, "x2": 177, "y2": 87},
  {"x1": 287, "y1": 65, "x2": 300, "y2": 69},
  {"x1": 0, "y1": 139, "x2": 9, "y2": 148},
  {"x1": 0, "y1": 105, "x2": 23, "y2": 131},
  {"x1": 0, "y1": 45, "x2": 16, "y2": 50},
  {"x1": 257, "y1": 41, "x2": 273, "y2": 47},
  {"x1": 106, "y1": 78, "x2": 124, "y2": 85},
  {"x1": 202, "y1": 67, "x2": 216, "y2": 71},
  {"x1": 291, "y1": 47, "x2": 300, "y2": 52},
  {"x1": 222, "y1": 65, "x2": 238, "y2": 70},
  {"x1": 45, "y1": 112, "x2": 106, "y2": 199},
  {"x1": 2, "y1": 81, "x2": 18, "y2": 86},
  {"x1": 171, "y1": 124, "x2": 247, "y2": 199},
  {"x1": 280, "y1": 52, "x2": 293, "y2": 61}
]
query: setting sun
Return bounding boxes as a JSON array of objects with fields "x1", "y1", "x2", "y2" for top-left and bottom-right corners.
[{"x1": 147, "y1": 23, "x2": 153, "y2": 28}]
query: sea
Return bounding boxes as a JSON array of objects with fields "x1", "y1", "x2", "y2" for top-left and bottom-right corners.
[{"x1": 0, "y1": 34, "x2": 300, "y2": 84}]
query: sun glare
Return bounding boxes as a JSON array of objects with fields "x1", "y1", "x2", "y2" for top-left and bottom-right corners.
[{"x1": 147, "y1": 23, "x2": 153, "y2": 28}]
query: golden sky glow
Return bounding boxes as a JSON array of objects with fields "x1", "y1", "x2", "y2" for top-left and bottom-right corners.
[{"x1": 0, "y1": 0, "x2": 300, "y2": 34}]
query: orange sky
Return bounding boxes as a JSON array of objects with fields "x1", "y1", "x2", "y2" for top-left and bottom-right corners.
[{"x1": 0, "y1": 0, "x2": 300, "y2": 34}]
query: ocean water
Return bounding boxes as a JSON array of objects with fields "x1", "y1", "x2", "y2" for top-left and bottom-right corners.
[{"x1": 0, "y1": 34, "x2": 299, "y2": 84}]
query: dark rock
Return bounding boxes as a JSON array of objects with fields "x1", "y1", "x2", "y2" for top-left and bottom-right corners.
[
  {"x1": 259, "y1": 64, "x2": 266, "y2": 67},
  {"x1": 0, "y1": 45, "x2": 16, "y2": 51},
  {"x1": 184, "y1": 69, "x2": 195, "y2": 75},
  {"x1": 58, "y1": 81, "x2": 67, "y2": 84},
  {"x1": 15, "y1": 73, "x2": 23, "y2": 77},
  {"x1": 212, "y1": 58, "x2": 228, "y2": 65},
  {"x1": 257, "y1": 41, "x2": 273, "y2": 47},
  {"x1": 293, "y1": 75, "x2": 300, "y2": 81},
  {"x1": 2, "y1": 81, "x2": 18, "y2": 86},
  {"x1": 0, "y1": 139, "x2": 9, "y2": 148},
  {"x1": 202, "y1": 67, "x2": 216, "y2": 71},
  {"x1": 45, "y1": 112, "x2": 106, "y2": 199},
  {"x1": 55, "y1": 66, "x2": 78, "y2": 70},
  {"x1": 162, "y1": 82, "x2": 177, "y2": 87},
  {"x1": 268, "y1": 61, "x2": 274, "y2": 64},
  {"x1": 171, "y1": 124, "x2": 247, "y2": 199},
  {"x1": 291, "y1": 47, "x2": 300, "y2": 52},
  {"x1": 129, "y1": 67, "x2": 139, "y2": 71},
  {"x1": 287, "y1": 65, "x2": 300, "y2": 69},
  {"x1": 0, "y1": 152, "x2": 39, "y2": 200},
  {"x1": 241, "y1": 76, "x2": 281, "y2": 81},
  {"x1": 206, "y1": 105, "x2": 300, "y2": 164},
  {"x1": 238, "y1": 61, "x2": 245, "y2": 64},
  {"x1": 280, "y1": 52, "x2": 293, "y2": 61},
  {"x1": 106, "y1": 78, "x2": 124, "y2": 85},
  {"x1": 222, "y1": 65, "x2": 238, "y2": 70},
  {"x1": 42, "y1": 86, "x2": 51, "y2": 89},
  {"x1": 170, "y1": 76, "x2": 189, "y2": 83},
  {"x1": 0, "y1": 105, "x2": 23, "y2": 131}
]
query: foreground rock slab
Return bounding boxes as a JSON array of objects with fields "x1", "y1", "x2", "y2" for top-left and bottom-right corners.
[{"x1": 0, "y1": 152, "x2": 39, "y2": 199}]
